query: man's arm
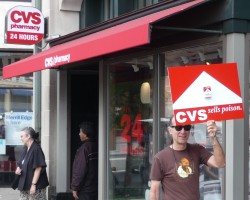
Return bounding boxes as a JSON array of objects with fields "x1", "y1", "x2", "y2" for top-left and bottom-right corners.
[
  {"x1": 207, "y1": 120, "x2": 225, "y2": 168},
  {"x1": 149, "y1": 180, "x2": 161, "y2": 200},
  {"x1": 207, "y1": 136, "x2": 225, "y2": 168},
  {"x1": 72, "y1": 191, "x2": 78, "y2": 200},
  {"x1": 71, "y1": 146, "x2": 88, "y2": 190}
]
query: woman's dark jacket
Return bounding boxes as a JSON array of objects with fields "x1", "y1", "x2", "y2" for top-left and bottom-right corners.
[
  {"x1": 71, "y1": 139, "x2": 98, "y2": 192},
  {"x1": 17, "y1": 142, "x2": 49, "y2": 191}
]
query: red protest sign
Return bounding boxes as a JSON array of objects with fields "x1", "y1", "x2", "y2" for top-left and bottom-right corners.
[{"x1": 168, "y1": 63, "x2": 244, "y2": 125}]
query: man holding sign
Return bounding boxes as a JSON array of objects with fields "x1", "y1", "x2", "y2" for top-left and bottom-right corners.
[{"x1": 149, "y1": 117, "x2": 225, "y2": 200}]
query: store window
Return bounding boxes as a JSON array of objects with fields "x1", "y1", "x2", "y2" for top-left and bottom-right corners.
[
  {"x1": 110, "y1": 0, "x2": 159, "y2": 18},
  {"x1": 80, "y1": 0, "x2": 104, "y2": 28},
  {"x1": 0, "y1": 52, "x2": 33, "y2": 187},
  {"x1": 0, "y1": 87, "x2": 33, "y2": 186},
  {"x1": 0, "y1": 88, "x2": 33, "y2": 187},
  {"x1": 108, "y1": 55, "x2": 153, "y2": 199},
  {"x1": 80, "y1": 0, "x2": 165, "y2": 29},
  {"x1": 111, "y1": 0, "x2": 138, "y2": 18},
  {"x1": 161, "y1": 42, "x2": 224, "y2": 200},
  {"x1": 106, "y1": 41, "x2": 224, "y2": 199}
]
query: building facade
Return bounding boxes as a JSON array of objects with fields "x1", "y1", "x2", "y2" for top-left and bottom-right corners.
[
  {"x1": 2, "y1": 0, "x2": 250, "y2": 199},
  {"x1": 0, "y1": 0, "x2": 33, "y2": 193}
]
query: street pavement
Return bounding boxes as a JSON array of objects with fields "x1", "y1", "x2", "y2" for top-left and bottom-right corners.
[{"x1": 0, "y1": 188, "x2": 19, "y2": 200}]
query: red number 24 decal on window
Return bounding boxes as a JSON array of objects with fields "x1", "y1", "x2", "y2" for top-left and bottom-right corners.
[{"x1": 120, "y1": 114, "x2": 143, "y2": 143}]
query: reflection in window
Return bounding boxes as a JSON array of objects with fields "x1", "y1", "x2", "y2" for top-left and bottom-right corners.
[
  {"x1": 80, "y1": 0, "x2": 104, "y2": 28},
  {"x1": 108, "y1": 56, "x2": 153, "y2": 199},
  {"x1": 0, "y1": 52, "x2": 32, "y2": 77},
  {"x1": 79, "y1": 0, "x2": 171, "y2": 29},
  {"x1": 111, "y1": 0, "x2": 153, "y2": 18},
  {"x1": 112, "y1": 0, "x2": 136, "y2": 17}
]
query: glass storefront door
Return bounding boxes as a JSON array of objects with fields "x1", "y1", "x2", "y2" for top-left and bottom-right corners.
[{"x1": 108, "y1": 55, "x2": 154, "y2": 199}]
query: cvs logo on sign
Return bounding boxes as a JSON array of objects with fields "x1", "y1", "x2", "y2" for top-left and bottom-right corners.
[
  {"x1": 10, "y1": 10, "x2": 41, "y2": 24},
  {"x1": 175, "y1": 109, "x2": 208, "y2": 124},
  {"x1": 5, "y1": 5, "x2": 44, "y2": 45}
]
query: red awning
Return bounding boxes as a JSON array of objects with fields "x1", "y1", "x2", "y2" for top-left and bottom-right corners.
[{"x1": 3, "y1": 0, "x2": 206, "y2": 79}]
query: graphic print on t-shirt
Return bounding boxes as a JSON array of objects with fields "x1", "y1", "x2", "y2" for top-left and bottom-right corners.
[{"x1": 177, "y1": 157, "x2": 193, "y2": 178}]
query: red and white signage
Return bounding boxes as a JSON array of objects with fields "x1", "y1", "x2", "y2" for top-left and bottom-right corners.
[
  {"x1": 168, "y1": 63, "x2": 244, "y2": 125},
  {"x1": 5, "y1": 5, "x2": 44, "y2": 45}
]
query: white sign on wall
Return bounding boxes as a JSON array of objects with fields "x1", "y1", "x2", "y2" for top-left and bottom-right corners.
[
  {"x1": 0, "y1": 139, "x2": 6, "y2": 154},
  {"x1": 4, "y1": 112, "x2": 33, "y2": 145}
]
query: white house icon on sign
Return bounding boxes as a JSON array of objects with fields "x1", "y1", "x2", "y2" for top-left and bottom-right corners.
[{"x1": 173, "y1": 71, "x2": 243, "y2": 110}]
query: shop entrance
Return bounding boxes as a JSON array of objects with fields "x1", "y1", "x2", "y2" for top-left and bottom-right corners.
[{"x1": 69, "y1": 71, "x2": 99, "y2": 171}]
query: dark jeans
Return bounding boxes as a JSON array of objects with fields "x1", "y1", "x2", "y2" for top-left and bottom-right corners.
[{"x1": 78, "y1": 191, "x2": 98, "y2": 200}]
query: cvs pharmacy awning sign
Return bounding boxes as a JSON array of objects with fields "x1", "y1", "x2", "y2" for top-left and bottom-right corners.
[{"x1": 168, "y1": 63, "x2": 244, "y2": 125}]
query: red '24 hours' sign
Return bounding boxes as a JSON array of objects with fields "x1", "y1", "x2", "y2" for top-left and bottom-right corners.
[{"x1": 168, "y1": 63, "x2": 244, "y2": 125}]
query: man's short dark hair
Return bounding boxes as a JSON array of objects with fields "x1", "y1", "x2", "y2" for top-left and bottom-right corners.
[{"x1": 79, "y1": 121, "x2": 96, "y2": 138}]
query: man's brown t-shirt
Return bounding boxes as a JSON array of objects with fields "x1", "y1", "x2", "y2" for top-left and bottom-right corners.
[{"x1": 150, "y1": 143, "x2": 212, "y2": 200}]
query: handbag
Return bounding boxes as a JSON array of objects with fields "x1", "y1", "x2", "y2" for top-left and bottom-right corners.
[{"x1": 11, "y1": 175, "x2": 20, "y2": 190}]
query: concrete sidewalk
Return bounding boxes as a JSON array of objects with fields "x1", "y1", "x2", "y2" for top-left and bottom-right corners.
[{"x1": 0, "y1": 188, "x2": 19, "y2": 200}]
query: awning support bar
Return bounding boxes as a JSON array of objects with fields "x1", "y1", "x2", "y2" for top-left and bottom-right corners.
[{"x1": 152, "y1": 25, "x2": 223, "y2": 34}]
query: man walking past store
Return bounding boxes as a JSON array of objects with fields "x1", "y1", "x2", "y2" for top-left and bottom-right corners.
[{"x1": 71, "y1": 121, "x2": 98, "y2": 200}]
